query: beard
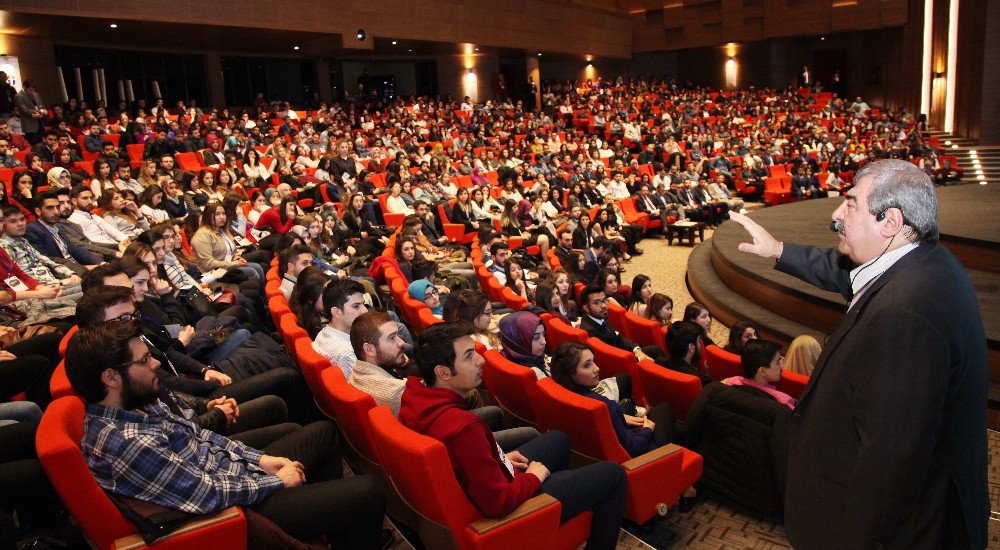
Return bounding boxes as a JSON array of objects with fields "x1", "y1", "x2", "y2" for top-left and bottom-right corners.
[
  {"x1": 120, "y1": 371, "x2": 160, "y2": 411},
  {"x1": 375, "y1": 347, "x2": 407, "y2": 371}
]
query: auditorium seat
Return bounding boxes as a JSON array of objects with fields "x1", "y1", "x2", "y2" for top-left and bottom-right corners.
[
  {"x1": 367, "y1": 405, "x2": 593, "y2": 549},
  {"x1": 534, "y1": 379, "x2": 703, "y2": 524},
  {"x1": 541, "y1": 314, "x2": 587, "y2": 353},
  {"x1": 36, "y1": 396, "x2": 247, "y2": 549},
  {"x1": 635, "y1": 359, "x2": 701, "y2": 421},
  {"x1": 704, "y1": 345, "x2": 743, "y2": 381},
  {"x1": 587, "y1": 337, "x2": 645, "y2": 403},
  {"x1": 481, "y1": 349, "x2": 542, "y2": 427}
]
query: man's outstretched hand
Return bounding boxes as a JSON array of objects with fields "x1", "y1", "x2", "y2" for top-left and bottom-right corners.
[{"x1": 728, "y1": 211, "x2": 784, "y2": 259}]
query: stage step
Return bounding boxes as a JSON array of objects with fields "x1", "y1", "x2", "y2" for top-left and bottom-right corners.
[{"x1": 686, "y1": 237, "x2": 826, "y2": 347}]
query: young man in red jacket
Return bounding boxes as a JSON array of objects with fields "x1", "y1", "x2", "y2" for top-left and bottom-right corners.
[{"x1": 398, "y1": 321, "x2": 628, "y2": 550}]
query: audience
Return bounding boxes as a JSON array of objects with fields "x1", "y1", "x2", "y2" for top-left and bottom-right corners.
[{"x1": 723, "y1": 339, "x2": 796, "y2": 409}]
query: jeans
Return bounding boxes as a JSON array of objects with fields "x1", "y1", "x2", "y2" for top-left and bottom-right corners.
[
  {"x1": 251, "y1": 421, "x2": 386, "y2": 549},
  {"x1": 0, "y1": 401, "x2": 43, "y2": 425},
  {"x1": 205, "y1": 328, "x2": 251, "y2": 365},
  {"x1": 519, "y1": 431, "x2": 628, "y2": 550}
]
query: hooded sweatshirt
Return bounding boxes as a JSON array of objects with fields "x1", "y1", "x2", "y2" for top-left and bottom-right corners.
[{"x1": 398, "y1": 376, "x2": 542, "y2": 516}]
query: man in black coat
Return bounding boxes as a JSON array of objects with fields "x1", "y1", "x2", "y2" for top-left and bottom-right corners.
[{"x1": 730, "y1": 159, "x2": 987, "y2": 549}]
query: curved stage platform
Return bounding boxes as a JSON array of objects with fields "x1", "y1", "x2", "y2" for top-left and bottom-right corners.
[{"x1": 687, "y1": 184, "x2": 999, "y2": 397}]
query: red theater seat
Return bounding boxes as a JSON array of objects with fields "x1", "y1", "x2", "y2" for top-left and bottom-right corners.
[
  {"x1": 534, "y1": 379, "x2": 703, "y2": 524},
  {"x1": 368, "y1": 405, "x2": 592, "y2": 549},
  {"x1": 36, "y1": 397, "x2": 247, "y2": 549}
]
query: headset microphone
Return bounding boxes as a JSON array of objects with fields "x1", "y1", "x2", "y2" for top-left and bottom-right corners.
[{"x1": 830, "y1": 220, "x2": 844, "y2": 234}]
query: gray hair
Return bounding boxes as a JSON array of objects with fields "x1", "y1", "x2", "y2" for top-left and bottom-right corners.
[{"x1": 855, "y1": 159, "x2": 938, "y2": 243}]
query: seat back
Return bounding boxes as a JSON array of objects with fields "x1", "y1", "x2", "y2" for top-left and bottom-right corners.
[
  {"x1": 625, "y1": 312, "x2": 666, "y2": 354},
  {"x1": 481, "y1": 349, "x2": 541, "y2": 426},
  {"x1": 368, "y1": 406, "x2": 478, "y2": 545},
  {"x1": 269, "y1": 300, "x2": 291, "y2": 334},
  {"x1": 636, "y1": 359, "x2": 701, "y2": 421},
  {"x1": 36, "y1": 397, "x2": 151, "y2": 548},
  {"x1": 586, "y1": 337, "x2": 636, "y2": 382},
  {"x1": 293, "y1": 336, "x2": 331, "y2": 401},
  {"x1": 415, "y1": 307, "x2": 442, "y2": 333},
  {"x1": 278, "y1": 314, "x2": 308, "y2": 367},
  {"x1": 320, "y1": 368, "x2": 381, "y2": 463},
  {"x1": 542, "y1": 315, "x2": 587, "y2": 353},
  {"x1": 534, "y1": 379, "x2": 631, "y2": 463},
  {"x1": 704, "y1": 345, "x2": 743, "y2": 381},
  {"x1": 58, "y1": 325, "x2": 79, "y2": 356},
  {"x1": 500, "y1": 286, "x2": 529, "y2": 311},
  {"x1": 49, "y1": 360, "x2": 75, "y2": 400},
  {"x1": 605, "y1": 300, "x2": 630, "y2": 340}
]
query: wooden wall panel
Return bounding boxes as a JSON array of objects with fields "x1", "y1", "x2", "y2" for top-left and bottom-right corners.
[{"x1": 0, "y1": 0, "x2": 633, "y2": 59}]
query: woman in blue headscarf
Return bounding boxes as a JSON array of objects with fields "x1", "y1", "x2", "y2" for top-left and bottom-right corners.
[{"x1": 408, "y1": 279, "x2": 443, "y2": 317}]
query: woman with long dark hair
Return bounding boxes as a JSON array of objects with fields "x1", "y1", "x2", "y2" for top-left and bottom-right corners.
[
  {"x1": 342, "y1": 192, "x2": 387, "y2": 257},
  {"x1": 253, "y1": 196, "x2": 297, "y2": 235}
]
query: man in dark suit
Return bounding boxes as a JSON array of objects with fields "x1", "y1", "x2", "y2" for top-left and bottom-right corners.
[
  {"x1": 663, "y1": 321, "x2": 713, "y2": 386},
  {"x1": 730, "y1": 159, "x2": 988, "y2": 549},
  {"x1": 634, "y1": 184, "x2": 668, "y2": 233},
  {"x1": 581, "y1": 237, "x2": 609, "y2": 284},
  {"x1": 553, "y1": 229, "x2": 575, "y2": 268},
  {"x1": 25, "y1": 190, "x2": 102, "y2": 275},
  {"x1": 578, "y1": 285, "x2": 672, "y2": 368}
]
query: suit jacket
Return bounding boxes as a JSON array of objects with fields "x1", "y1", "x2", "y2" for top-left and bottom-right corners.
[
  {"x1": 553, "y1": 245, "x2": 573, "y2": 269},
  {"x1": 582, "y1": 248, "x2": 600, "y2": 283},
  {"x1": 580, "y1": 314, "x2": 640, "y2": 354},
  {"x1": 634, "y1": 194, "x2": 660, "y2": 215},
  {"x1": 25, "y1": 221, "x2": 100, "y2": 265},
  {"x1": 776, "y1": 242, "x2": 987, "y2": 549},
  {"x1": 14, "y1": 90, "x2": 43, "y2": 133}
]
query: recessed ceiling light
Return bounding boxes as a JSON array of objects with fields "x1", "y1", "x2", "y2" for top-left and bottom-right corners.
[
  {"x1": 820, "y1": 37, "x2": 825, "y2": 41},
  {"x1": 293, "y1": 46, "x2": 300, "y2": 50},
  {"x1": 392, "y1": 41, "x2": 397, "y2": 45},
  {"x1": 537, "y1": 53, "x2": 542, "y2": 57},
  {"x1": 109, "y1": 23, "x2": 118, "y2": 28},
  {"x1": 408, "y1": 49, "x2": 413, "y2": 52},
  {"x1": 474, "y1": 47, "x2": 479, "y2": 51}
]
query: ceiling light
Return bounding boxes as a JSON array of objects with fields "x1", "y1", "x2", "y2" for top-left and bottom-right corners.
[
  {"x1": 820, "y1": 37, "x2": 826, "y2": 41},
  {"x1": 109, "y1": 23, "x2": 118, "y2": 28},
  {"x1": 944, "y1": 140, "x2": 952, "y2": 145},
  {"x1": 408, "y1": 49, "x2": 413, "y2": 52},
  {"x1": 977, "y1": 175, "x2": 985, "y2": 180},
  {"x1": 392, "y1": 41, "x2": 397, "y2": 45},
  {"x1": 356, "y1": 29, "x2": 366, "y2": 41},
  {"x1": 537, "y1": 53, "x2": 542, "y2": 57},
  {"x1": 474, "y1": 47, "x2": 479, "y2": 51},
  {"x1": 970, "y1": 150, "x2": 978, "y2": 155},
  {"x1": 952, "y1": 144, "x2": 958, "y2": 149},
  {"x1": 293, "y1": 46, "x2": 300, "y2": 50}
]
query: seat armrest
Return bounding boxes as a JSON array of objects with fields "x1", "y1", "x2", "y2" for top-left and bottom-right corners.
[
  {"x1": 467, "y1": 494, "x2": 559, "y2": 535},
  {"x1": 622, "y1": 443, "x2": 681, "y2": 472},
  {"x1": 114, "y1": 507, "x2": 242, "y2": 550}
]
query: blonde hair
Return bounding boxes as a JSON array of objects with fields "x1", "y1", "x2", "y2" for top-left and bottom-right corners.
[{"x1": 784, "y1": 335, "x2": 821, "y2": 376}]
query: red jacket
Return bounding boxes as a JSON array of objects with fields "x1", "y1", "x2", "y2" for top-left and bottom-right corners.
[
  {"x1": 253, "y1": 205, "x2": 294, "y2": 234},
  {"x1": 398, "y1": 376, "x2": 542, "y2": 517}
]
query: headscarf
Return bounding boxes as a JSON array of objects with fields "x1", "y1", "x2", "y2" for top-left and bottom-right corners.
[
  {"x1": 498, "y1": 311, "x2": 545, "y2": 369},
  {"x1": 407, "y1": 279, "x2": 442, "y2": 315},
  {"x1": 47, "y1": 167, "x2": 69, "y2": 188},
  {"x1": 263, "y1": 187, "x2": 279, "y2": 205},
  {"x1": 52, "y1": 146, "x2": 75, "y2": 169}
]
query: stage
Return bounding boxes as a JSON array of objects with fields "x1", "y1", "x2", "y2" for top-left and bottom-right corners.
[{"x1": 687, "y1": 184, "x2": 999, "y2": 415}]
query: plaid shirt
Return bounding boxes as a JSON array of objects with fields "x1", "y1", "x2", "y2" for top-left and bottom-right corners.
[{"x1": 82, "y1": 400, "x2": 284, "y2": 514}]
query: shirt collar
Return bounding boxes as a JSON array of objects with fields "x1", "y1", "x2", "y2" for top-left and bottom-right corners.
[{"x1": 849, "y1": 240, "x2": 919, "y2": 302}]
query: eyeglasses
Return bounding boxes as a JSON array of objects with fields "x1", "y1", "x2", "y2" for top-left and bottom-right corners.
[
  {"x1": 109, "y1": 311, "x2": 139, "y2": 322},
  {"x1": 112, "y1": 351, "x2": 154, "y2": 371},
  {"x1": 424, "y1": 287, "x2": 440, "y2": 297}
]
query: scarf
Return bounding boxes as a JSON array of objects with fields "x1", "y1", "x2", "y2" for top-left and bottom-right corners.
[{"x1": 498, "y1": 311, "x2": 545, "y2": 369}]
